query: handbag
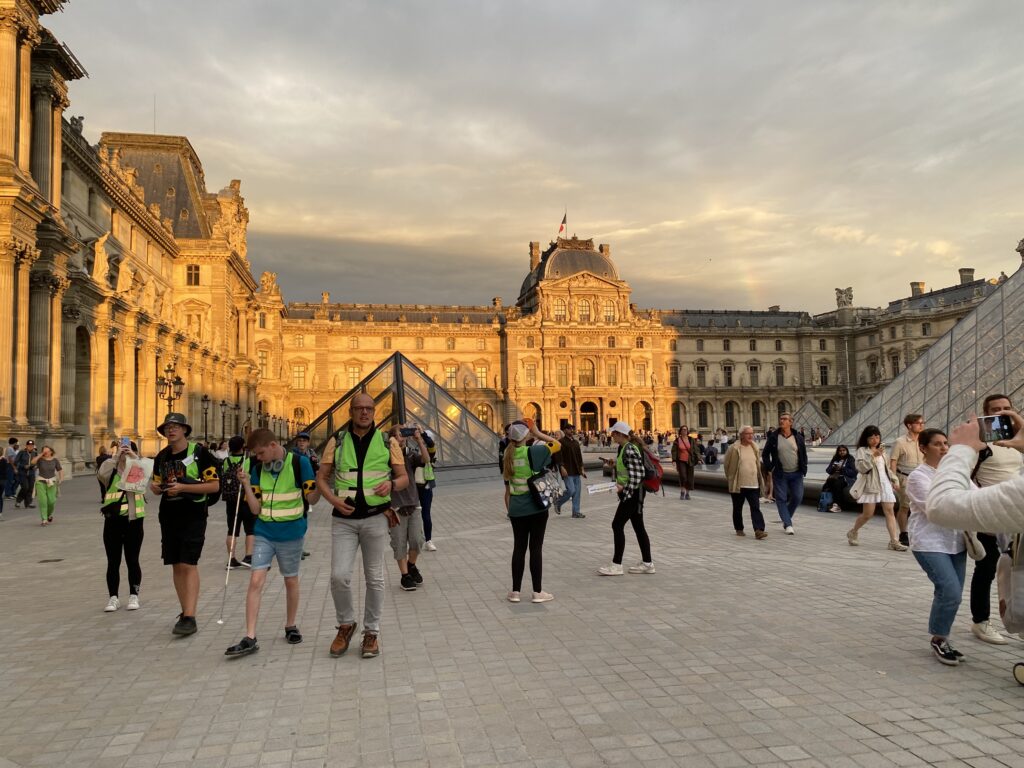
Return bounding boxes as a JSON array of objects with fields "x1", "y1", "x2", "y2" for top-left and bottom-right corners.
[
  {"x1": 817, "y1": 490, "x2": 834, "y2": 512},
  {"x1": 849, "y1": 473, "x2": 866, "y2": 501},
  {"x1": 997, "y1": 535, "x2": 1024, "y2": 634},
  {"x1": 963, "y1": 532, "x2": 985, "y2": 561},
  {"x1": 525, "y1": 448, "x2": 565, "y2": 511}
]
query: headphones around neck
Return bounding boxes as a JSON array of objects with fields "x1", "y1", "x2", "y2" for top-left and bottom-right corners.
[{"x1": 268, "y1": 457, "x2": 285, "y2": 473}]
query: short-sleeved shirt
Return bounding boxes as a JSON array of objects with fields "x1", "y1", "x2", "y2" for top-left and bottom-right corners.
[
  {"x1": 507, "y1": 444, "x2": 552, "y2": 518},
  {"x1": 249, "y1": 454, "x2": 315, "y2": 542},
  {"x1": 153, "y1": 443, "x2": 220, "y2": 513},
  {"x1": 974, "y1": 444, "x2": 1024, "y2": 488},
  {"x1": 890, "y1": 434, "x2": 923, "y2": 475},
  {"x1": 35, "y1": 458, "x2": 62, "y2": 480},
  {"x1": 322, "y1": 427, "x2": 405, "y2": 518}
]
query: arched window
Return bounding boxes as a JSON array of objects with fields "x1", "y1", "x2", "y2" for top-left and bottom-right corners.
[
  {"x1": 607, "y1": 336, "x2": 615, "y2": 348},
  {"x1": 475, "y1": 403, "x2": 492, "y2": 428},
  {"x1": 698, "y1": 401, "x2": 711, "y2": 429},
  {"x1": 526, "y1": 335, "x2": 534, "y2": 349},
  {"x1": 751, "y1": 401, "x2": 763, "y2": 427},
  {"x1": 749, "y1": 339, "x2": 757, "y2": 351},
  {"x1": 696, "y1": 338, "x2": 704, "y2": 352},
  {"x1": 777, "y1": 401, "x2": 791, "y2": 418},
  {"x1": 725, "y1": 401, "x2": 738, "y2": 428},
  {"x1": 554, "y1": 298, "x2": 567, "y2": 322},
  {"x1": 603, "y1": 300, "x2": 615, "y2": 323},
  {"x1": 558, "y1": 335, "x2": 566, "y2": 348},
  {"x1": 578, "y1": 300, "x2": 591, "y2": 322},
  {"x1": 671, "y1": 402, "x2": 684, "y2": 428},
  {"x1": 578, "y1": 359, "x2": 595, "y2": 386},
  {"x1": 723, "y1": 339, "x2": 731, "y2": 352},
  {"x1": 293, "y1": 407, "x2": 308, "y2": 426},
  {"x1": 669, "y1": 339, "x2": 677, "y2": 351}
]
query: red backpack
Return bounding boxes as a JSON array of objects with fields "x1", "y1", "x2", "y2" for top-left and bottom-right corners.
[{"x1": 637, "y1": 443, "x2": 664, "y2": 494}]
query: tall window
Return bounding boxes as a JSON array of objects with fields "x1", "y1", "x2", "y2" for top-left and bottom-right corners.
[
  {"x1": 669, "y1": 339, "x2": 677, "y2": 351},
  {"x1": 554, "y1": 298, "x2": 567, "y2": 322},
  {"x1": 698, "y1": 402, "x2": 709, "y2": 428},
  {"x1": 819, "y1": 365, "x2": 829, "y2": 386},
  {"x1": 723, "y1": 339, "x2": 731, "y2": 352},
  {"x1": 774, "y1": 339, "x2": 782, "y2": 352},
  {"x1": 557, "y1": 362, "x2": 568, "y2": 387},
  {"x1": 475, "y1": 365, "x2": 488, "y2": 388},
  {"x1": 723, "y1": 365, "x2": 733, "y2": 387},
  {"x1": 186, "y1": 264, "x2": 200, "y2": 286},
  {"x1": 579, "y1": 360, "x2": 595, "y2": 386},
  {"x1": 296, "y1": 335, "x2": 304, "y2": 348},
  {"x1": 258, "y1": 350, "x2": 268, "y2": 379},
  {"x1": 725, "y1": 401, "x2": 737, "y2": 428},
  {"x1": 525, "y1": 363, "x2": 537, "y2": 387},
  {"x1": 476, "y1": 338, "x2": 486, "y2": 350},
  {"x1": 578, "y1": 300, "x2": 591, "y2": 322},
  {"x1": 869, "y1": 360, "x2": 878, "y2": 381},
  {"x1": 669, "y1": 365, "x2": 680, "y2": 387},
  {"x1": 890, "y1": 355, "x2": 900, "y2": 376},
  {"x1": 696, "y1": 338, "x2": 704, "y2": 352},
  {"x1": 607, "y1": 336, "x2": 616, "y2": 348},
  {"x1": 292, "y1": 364, "x2": 306, "y2": 390},
  {"x1": 822, "y1": 400, "x2": 832, "y2": 418},
  {"x1": 748, "y1": 365, "x2": 759, "y2": 388},
  {"x1": 921, "y1": 323, "x2": 931, "y2": 336},
  {"x1": 445, "y1": 365, "x2": 458, "y2": 389},
  {"x1": 696, "y1": 365, "x2": 706, "y2": 387},
  {"x1": 775, "y1": 364, "x2": 784, "y2": 387},
  {"x1": 607, "y1": 363, "x2": 617, "y2": 386},
  {"x1": 526, "y1": 336, "x2": 534, "y2": 349},
  {"x1": 634, "y1": 363, "x2": 647, "y2": 387},
  {"x1": 603, "y1": 300, "x2": 615, "y2": 323},
  {"x1": 383, "y1": 337, "x2": 391, "y2": 350},
  {"x1": 558, "y1": 335, "x2": 566, "y2": 348},
  {"x1": 818, "y1": 338, "x2": 827, "y2": 351},
  {"x1": 635, "y1": 337, "x2": 644, "y2": 349},
  {"x1": 415, "y1": 337, "x2": 424, "y2": 350},
  {"x1": 475, "y1": 404, "x2": 491, "y2": 428},
  {"x1": 347, "y1": 365, "x2": 361, "y2": 389},
  {"x1": 446, "y1": 337, "x2": 456, "y2": 351},
  {"x1": 778, "y1": 401, "x2": 791, "y2": 418},
  {"x1": 868, "y1": 334, "x2": 876, "y2": 346},
  {"x1": 258, "y1": 312, "x2": 267, "y2": 329},
  {"x1": 348, "y1": 336, "x2": 357, "y2": 349},
  {"x1": 749, "y1": 339, "x2": 757, "y2": 352},
  {"x1": 889, "y1": 327, "x2": 897, "y2": 340},
  {"x1": 751, "y1": 401, "x2": 763, "y2": 427}
]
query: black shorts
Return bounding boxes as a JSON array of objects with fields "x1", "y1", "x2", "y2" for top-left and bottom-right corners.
[
  {"x1": 225, "y1": 499, "x2": 255, "y2": 537},
  {"x1": 158, "y1": 506, "x2": 208, "y2": 566}
]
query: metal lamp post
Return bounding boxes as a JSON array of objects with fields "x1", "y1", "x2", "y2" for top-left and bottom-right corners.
[
  {"x1": 158, "y1": 363, "x2": 185, "y2": 413},
  {"x1": 233, "y1": 403, "x2": 240, "y2": 435},
  {"x1": 201, "y1": 394, "x2": 210, "y2": 442},
  {"x1": 219, "y1": 400, "x2": 228, "y2": 442}
]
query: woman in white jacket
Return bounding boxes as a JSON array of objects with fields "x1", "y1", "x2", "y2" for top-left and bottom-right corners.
[
  {"x1": 927, "y1": 412, "x2": 1024, "y2": 534},
  {"x1": 847, "y1": 425, "x2": 905, "y2": 550}
]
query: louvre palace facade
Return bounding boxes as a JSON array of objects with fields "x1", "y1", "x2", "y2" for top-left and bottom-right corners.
[{"x1": 2, "y1": 2, "x2": 1018, "y2": 468}]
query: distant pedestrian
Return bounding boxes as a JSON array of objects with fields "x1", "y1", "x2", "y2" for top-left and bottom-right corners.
[
  {"x1": 32, "y1": 446, "x2": 63, "y2": 525},
  {"x1": 890, "y1": 413, "x2": 925, "y2": 547},
  {"x1": 846, "y1": 425, "x2": 904, "y2": 550},
  {"x1": 502, "y1": 419, "x2": 561, "y2": 602},
  {"x1": 0, "y1": 447, "x2": 9, "y2": 521},
  {"x1": 220, "y1": 435, "x2": 255, "y2": 569},
  {"x1": 671, "y1": 426, "x2": 698, "y2": 500},
  {"x1": 821, "y1": 445, "x2": 857, "y2": 512},
  {"x1": 15, "y1": 439, "x2": 37, "y2": 509},
  {"x1": 554, "y1": 424, "x2": 586, "y2": 518},
  {"x1": 597, "y1": 422, "x2": 655, "y2": 576},
  {"x1": 98, "y1": 441, "x2": 146, "y2": 613},
  {"x1": 723, "y1": 426, "x2": 767, "y2": 539},
  {"x1": 761, "y1": 413, "x2": 807, "y2": 534},
  {"x1": 418, "y1": 431, "x2": 438, "y2": 551},
  {"x1": 3, "y1": 437, "x2": 18, "y2": 500},
  {"x1": 388, "y1": 425, "x2": 427, "y2": 591}
]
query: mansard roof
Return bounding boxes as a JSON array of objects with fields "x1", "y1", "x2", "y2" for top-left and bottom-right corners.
[{"x1": 659, "y1": 309, "x2": 814, "y2": 329}]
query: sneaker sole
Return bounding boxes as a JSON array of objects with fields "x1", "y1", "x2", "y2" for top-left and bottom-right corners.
[
  {"x1": 933, "y1": 652, "x2": 959, "y2": 666},
  {"x1": 225, "y1": 644, "x2": 259, "y2": 657},
  {"x1": 973, "y1": 633, "x2": 1009, "y2": 645},
  {"x1": 172, "y1": 624, "x2": 198, "y2": 636},
  {"x1": 125, "y1": 605, "x2": 139, "y2": 611},
  {"x1": 627, "y1": 570, "x2": 656, "y2": 574},
  {"x1": 400, "y1": 585, "x2": 417, "y2": 591}
]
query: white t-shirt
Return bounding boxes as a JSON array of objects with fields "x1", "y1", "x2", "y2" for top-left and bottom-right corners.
[
  {"x1": 974, "y1": 444, "x2": 1023, "y2": 488},
  {"x1": 907, "y1": 463, "x2": 964, "y2": 555}
]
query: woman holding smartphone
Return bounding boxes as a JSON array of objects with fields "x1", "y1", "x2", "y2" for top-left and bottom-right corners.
[
  {"x1": 32, "y1": 446, "x2": 64, "y2": 525},
  {"x1": 847, "y1": 425, "x2": 905, "y2": 550},
  {"x1": 97, "y1": 441, "x2": 146, "y2": 612}
]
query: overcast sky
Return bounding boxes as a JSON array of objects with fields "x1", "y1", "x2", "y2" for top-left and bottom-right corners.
[{"x1": 49, "y1": 1, "x2": 1024, "y2": 314}]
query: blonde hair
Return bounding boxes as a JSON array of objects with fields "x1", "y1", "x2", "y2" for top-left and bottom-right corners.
[{"x1": 502, "y1": 439, "x2": 524, "y2": 481}]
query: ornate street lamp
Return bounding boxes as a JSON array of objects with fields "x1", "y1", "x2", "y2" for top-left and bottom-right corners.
[
  {"x1": 233, "y1": 403, "x2": 240, "y2": 435},
  {"x1": 201, "y1": 394, "x2": 210, "y2": 442},
  {"x1": 219, "y1": 400, "x2": 228, "y2": 442},
  {"x1": 158, "y1": 363, "x2": 185, "y2": 412}
]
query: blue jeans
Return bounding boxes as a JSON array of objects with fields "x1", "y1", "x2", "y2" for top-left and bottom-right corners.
[
  {"x1": 772, "y1": 471, "x2": 804, "y2": 526},
  {"x1": 912, "y1": 550, "x2": 966, "y2": 637},
  {"x1": 556, "y1": 475, "x2": 582, "y2": 516},
  {"x1": 4, "y1": 471, "x2": 17, "y2": 498}
]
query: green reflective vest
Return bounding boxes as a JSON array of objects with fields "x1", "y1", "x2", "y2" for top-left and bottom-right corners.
[
  {"x1": 422, "y1": 462, "x2": 435, "y2": 482},
  {"x1": 333, "y1": 430, "x2": 392, "y2": 507},
  {"x1": 616, "y1": 443, "x2": 639, "y2": 486},
  {"x1": 178, "y1": 442, "x2": 206, "y2": 504},
  {"x1": 509, "y1": 445, "x2": 532, "y2": 496},
  {"x1": 257, "y1": 454, "x2": 305, "y2": 522},
  {"x1": 104, "y1": 471, "x2": 146, "y2": 518}
]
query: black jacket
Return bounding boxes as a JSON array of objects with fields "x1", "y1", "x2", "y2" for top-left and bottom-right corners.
[{"x1": 761, "y1": 430, "x2": 808, "y2": 476}]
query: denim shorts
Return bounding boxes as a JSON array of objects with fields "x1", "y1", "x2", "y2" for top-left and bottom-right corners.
[{"x1": 251, "y1": 535, "x2": 304, "y2": 577}]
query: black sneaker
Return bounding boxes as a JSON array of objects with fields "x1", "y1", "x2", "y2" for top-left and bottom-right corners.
[
  {"x1": 408, "y1": 563, "x2": 423, "y2": 585},
  {"x1": 172, "y1": 614, "x2": 198, "y2": 636},
  {"x1": 301, "y1": 550, "x2": 310, "y2": 560},
  {"x1": 899, "y1": 532, "x2": 910, "y2": 547},
  {"x1": 227, "y1": 557, "x2": 244, "y2": 570},
  {"x1": 240, "y1": 555, "x2": 252, "y2": 568},
  {"x1": 400, "y1": 573, "x2": 417, "y2": 591},
  {"x1": 931, "y1": 638, "x2": 960, "y2": 666},
  {"x1": 224, "y1": 636, "x2": 259, "y2": 657}
]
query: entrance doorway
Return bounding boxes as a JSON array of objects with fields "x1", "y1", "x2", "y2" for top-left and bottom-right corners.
[{"x1": 580, "y1": 401, "x2": 598, "y2": 433}]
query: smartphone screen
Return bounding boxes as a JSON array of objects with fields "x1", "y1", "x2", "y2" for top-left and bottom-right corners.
[
  {"x1": 979, "y1": 415, "x2": 1016, "y2": 443},
  {"x1": 121, "y1": 437, "x2": 131, "y2": 447}
]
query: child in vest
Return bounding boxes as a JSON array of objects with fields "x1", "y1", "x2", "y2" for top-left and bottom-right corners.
[
  {"x1": 226, "y1": 428, "x2": 319, "y2": 657},
  {"x1": 387, "y1": 425, "x2": 428, "y2": 591}
]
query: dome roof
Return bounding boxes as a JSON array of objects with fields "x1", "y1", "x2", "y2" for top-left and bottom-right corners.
[{"x1": 518, "y1": 237, "x2": 618, "y2": 300}]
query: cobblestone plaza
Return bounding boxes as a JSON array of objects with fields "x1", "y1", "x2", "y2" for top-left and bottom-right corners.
[{"x1": 3, "y1": 475, "x2": 1024, "y2": 768}]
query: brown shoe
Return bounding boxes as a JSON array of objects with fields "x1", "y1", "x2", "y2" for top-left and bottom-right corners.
[
  {"x1": 735, "y1": 530, "x2": 746, "y2": 536},
  {"x1": 755, "y1": 531, "x2": 768, "y2": 540},
  {"x1": 329, "y1": 622, "x2": 357, "y2": 657},
  {"x1": 361, "y1": 631, "x2": 380, "y2": 658}
]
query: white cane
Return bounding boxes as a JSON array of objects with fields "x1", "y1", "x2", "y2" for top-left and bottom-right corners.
[{"x1": 216, "y1": 461, "x2": 247, "y2": 625}]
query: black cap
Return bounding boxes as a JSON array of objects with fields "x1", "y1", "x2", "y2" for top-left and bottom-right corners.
[{"x1": 157, "y1": 412, "x2": 193, "y2": 437}]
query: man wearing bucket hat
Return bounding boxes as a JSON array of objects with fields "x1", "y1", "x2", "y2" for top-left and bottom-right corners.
[{"x1": 149, "y1": 412, "x2": 221, "y2": 636}]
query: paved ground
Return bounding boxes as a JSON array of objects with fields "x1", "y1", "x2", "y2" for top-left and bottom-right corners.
[{"x1": 2, "y1": 473, "x2": 1024, "y2": 768}]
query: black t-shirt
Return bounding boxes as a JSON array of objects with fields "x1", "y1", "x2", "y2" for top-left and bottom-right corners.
[{"x1": 153, "y1": 442, "x2": 219, "y2": 513}]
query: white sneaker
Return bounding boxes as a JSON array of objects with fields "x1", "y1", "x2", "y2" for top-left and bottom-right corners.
[
  {"x1": 597, "y1": 563, "x2": 624, "y2": 576},
  {"x1": 627, "y1": 562, "x2": 656, "y2": 574},
  {"x1": 424, "y1": 540, "x2": 437, "y2": 551},
  {"x1": 972, "y1": 621, "x2": 1008, "y2": 645},
  {"x1": 126, "y1": 594, "x2": 140, "y2": 611},
  {"x1": 507, "y1": 591, "x2": 521, "y2": 603},
  {"x1": 784, "y1": 526, "x2": 795, "y2": 535},
  {"x1": 104, "y1": 596, "x2": 120, "y2": 612},
  {"x1": 532, "y1": 591, "x2": 554, "y2": 603},
  {"x1": 828, "y1": 503, "x2": 841, "y2": 513}
]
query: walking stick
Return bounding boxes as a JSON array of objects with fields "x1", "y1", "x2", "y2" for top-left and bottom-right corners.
[{"x1": 216, "y1": 463, "x2": 247, "y2": 625}]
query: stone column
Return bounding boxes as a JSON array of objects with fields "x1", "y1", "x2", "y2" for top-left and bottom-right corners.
[
  {"x1": 246, "y1": 313, "x2": 256, "y2": 358},
  {"x1": 16, "y1": 31, "x2": 35, "y2": 172},
  {"x1": 121, "y1": 333, "x2": 137, "y2": 436},
  {"x1": 59, "y1": 304, "x2": 78, "y2": 427},
  {"x1": 49, "y1": 90, "x2": 66, "y2": 211},
  {"x1": 91, "y1": 326, "x2": 110, "y2": 442},
  {"x1": 0, "y1": 243, "x2": 14, "y2": 421},
  {"x1": 0, "y1": 10, "x2": 19, "y2": 160},
  {"x1": 29, "y1": 83, "x2": 51, "y2": 199},
  {"x1": 27, "y1": 271, "x2": 52, "y2": 424},
  {"x1": 47, "y1": 277, "x2": 67, "y2": 427},
  {"x1": 13, "y1": 248, "x2": 37, "y2": 424}
]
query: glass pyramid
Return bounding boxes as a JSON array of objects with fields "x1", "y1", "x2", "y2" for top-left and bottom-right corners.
[
  {"x1": 302, "y1": 352, "x2": 499, "y2": 467},
  {"x1": 825, "y1": 267, "x2": 1024, "y2": 447},
  {"x1": 791, "y1": 400, "x2": 835, "y2": 436}
]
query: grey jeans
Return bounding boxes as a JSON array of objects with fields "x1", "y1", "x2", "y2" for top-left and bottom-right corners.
[{"x1": 330, "y1": 514, "x2": 388, "y2": 633}]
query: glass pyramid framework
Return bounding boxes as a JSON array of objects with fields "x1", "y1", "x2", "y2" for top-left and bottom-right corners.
[
  {"x1": 825, "y1": 267, "x2": 1024, "y2": 447},
  {"x1": 791, "y1": 400, "x2": 836, "y2": 436},
  {"x1": 302, "y1": 352, "x2": 499, "y2": 467}
]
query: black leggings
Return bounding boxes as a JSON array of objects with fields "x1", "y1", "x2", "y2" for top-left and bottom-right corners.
[
  {"x1": 510, "y1": 511, "x2": 548, "y2": 593},
  {"x1": 612, "y1": 492, "x2": 652, "y2": 564},
  {"x1": 970, "y1": 533, "x2": 1001, "y2": 623},
  {"x1": 103, "y1": 515, "x2": 145, "y2": 597}
]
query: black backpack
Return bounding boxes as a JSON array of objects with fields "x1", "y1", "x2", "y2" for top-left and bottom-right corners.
[{"x1": 220, "y1": 456, "x2": 246, "y2": 502}]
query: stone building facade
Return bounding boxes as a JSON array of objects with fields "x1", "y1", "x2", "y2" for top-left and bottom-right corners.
[
  {"x1": 256, "y1": 236, "x2": 1013, "y2": 436},
  {"x1": 0, "y1": 2, "x2": 261, "y2": 468}
]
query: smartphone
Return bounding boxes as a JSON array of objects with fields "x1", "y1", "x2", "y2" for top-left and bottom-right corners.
[
  {"x1": 979, "y1": 415, "x2": 1016, "y2": 443},
  {"x1": 399, "y1": 427, "x2": 417, "y2": 437},
  {"x1": 120, "y1": 436, "x2": 131, "y2": 448},
  {"x1": 343, "y1": 497, "x2": 356, "y2": 507}
]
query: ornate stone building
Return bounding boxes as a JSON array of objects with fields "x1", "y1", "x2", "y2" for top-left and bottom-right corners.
[
  {"x1": 0, "y1": 2, "x2": 261, "y2": 467},
  {"x1": 256, "y1": 235, "x2": 1013, "y2": 436}
]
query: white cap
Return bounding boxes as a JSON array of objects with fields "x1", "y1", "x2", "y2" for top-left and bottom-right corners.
[
  {"x1": 508, "y1": 423, "x2": 530, "y2": 442},
  {"x1": 610, "y1": 421, "x2": 631, "y2": 436}
]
